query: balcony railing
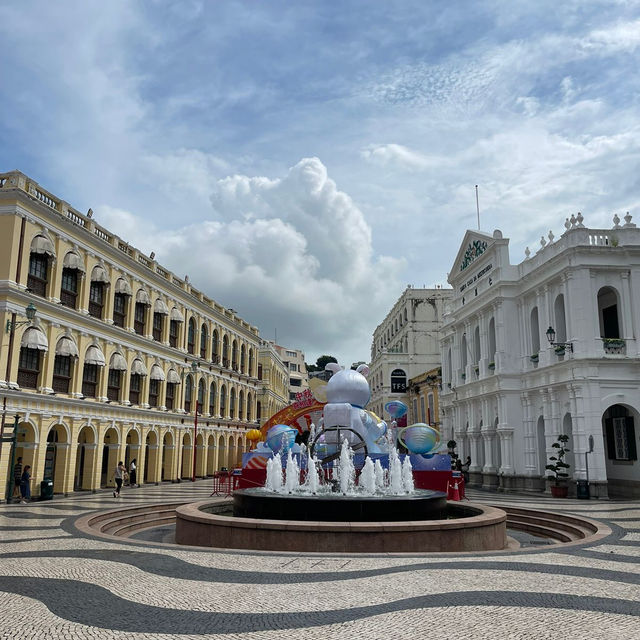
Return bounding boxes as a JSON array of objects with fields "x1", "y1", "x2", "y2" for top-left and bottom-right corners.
[{"x1": 602, "y1": 338, "x2": 626, "y2": 355}]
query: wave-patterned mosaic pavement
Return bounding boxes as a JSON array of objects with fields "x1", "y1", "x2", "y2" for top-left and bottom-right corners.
[{"x1": 1, "y1": 481, "x2": 638, "y2": 639}]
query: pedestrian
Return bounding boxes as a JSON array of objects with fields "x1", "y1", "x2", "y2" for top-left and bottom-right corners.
[
  {"x1": 129, "y1": 458, "x2": 138, "y2": 488},
  {"x1": 461, "y1": 455, "x2": 471, "y2": 483},
  {"x1": 13, "y1": 457, "x2": 23, "y2": 501},
  {"x1": 113, "y1": 461, "x2": 127, "y2": 497},
  {"x1": 20, "y1": 465, "x2": 31, "y2": 504}
]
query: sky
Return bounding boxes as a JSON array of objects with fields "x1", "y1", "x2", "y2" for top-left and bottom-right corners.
[{"x1": 2, "y1": 1, "x2": 640, "y2": 366}]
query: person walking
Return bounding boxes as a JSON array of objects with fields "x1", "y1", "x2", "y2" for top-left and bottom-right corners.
[
  {"x1": 20, "y1": 465, "x2": 31, "y2": 504},
  {"x1": 129, "y1": 458, "x2": 138, "y2": 488},
  {"x1": 13, "y1": 457, "x2": 23, "y2": 501},
  {"x1": 113, "y1": 461, "x2": 127, "y2": 498}
]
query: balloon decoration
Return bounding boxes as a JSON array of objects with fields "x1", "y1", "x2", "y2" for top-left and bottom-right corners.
[
  {"x1": 265, "y1": 424, "x2": 297, "y2": 454},
  {"x1": 246, "y1": 429, "x2": 262, "y2": 443},
  {"x1": 384, "y1": 401, "x2": 408, "y2": 419},
  {"x1": 397, "y1": 423, "x2": 440, "y2": 455}
]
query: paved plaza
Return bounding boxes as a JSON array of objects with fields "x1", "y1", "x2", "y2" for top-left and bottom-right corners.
[{"x1": 0, "y1": 481, "x2": 638, "y2": 639}]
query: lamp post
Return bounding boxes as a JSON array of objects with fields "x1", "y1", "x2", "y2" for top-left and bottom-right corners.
[
  {"x1": 190, "y1": 359, "x2": 199, "y2": 482},
  {"x1": 545, "y1": 326, "x2": 573, "y2": 352}
]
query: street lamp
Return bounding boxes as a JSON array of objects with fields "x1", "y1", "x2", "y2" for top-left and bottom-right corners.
[
  {"x1": 191, "y1": 360, "x2": 200, "y2": 482},
  {"x1": 5, "y1": 303, "x2": 37, "y2": 333},
  {"x1": 545, "y1": 326, "x2": 573, "y2": 352}
]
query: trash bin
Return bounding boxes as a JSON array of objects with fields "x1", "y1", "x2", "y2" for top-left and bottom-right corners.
[
  {"x1": 576, "y1": 479, "x2": 590, "y2": 500},
  {"x1": 40, "y1": 479, "x2": 54, "y2": 501}
]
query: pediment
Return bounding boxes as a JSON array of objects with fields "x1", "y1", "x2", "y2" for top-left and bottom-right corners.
[{"x1": 449, "y1": 230, "x2": 495, "y2": 282}]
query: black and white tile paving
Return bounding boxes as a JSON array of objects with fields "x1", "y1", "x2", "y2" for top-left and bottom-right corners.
[{"x1": 0, "y1": 481, "x2": 638, "y2": 639}]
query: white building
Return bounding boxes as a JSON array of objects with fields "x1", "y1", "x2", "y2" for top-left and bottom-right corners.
[
  {"x1": 439, "y1": 213, "x2": 640, "y2": 498},
  {"x1": 369, "y1": 286, "x2": 452, "y2": 421},
  {"x1": 270, "y1": 343, "x2": 309, "y2": 403}
]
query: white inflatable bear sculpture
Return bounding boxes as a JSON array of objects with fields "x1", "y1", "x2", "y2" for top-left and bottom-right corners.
[{"x1": 322, "y1": 362, "x2": 386, "y2": 454}]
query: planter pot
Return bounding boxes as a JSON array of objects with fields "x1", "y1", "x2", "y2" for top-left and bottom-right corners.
[{"x1": 550, "y1": 485, "x2": 568, "y2": 498}]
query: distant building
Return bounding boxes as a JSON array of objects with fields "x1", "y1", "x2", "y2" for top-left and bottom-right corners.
[
  {"x1": 369, "y1": 286, "x2": 452, "y2": 422},
  {"x1": 407, "y1": 367, "x2": 442, "y2": 429},
  {"x1": 256, "y1": 342, "x2": 289, "y2": 426},
  {"x1": 440, "y1": 217, "x2": 640, "y2": 498},
  {"x1": 269, "y1": 343, "x2": 310, "y2": 403}
]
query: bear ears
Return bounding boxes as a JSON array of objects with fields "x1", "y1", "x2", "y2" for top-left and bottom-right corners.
[
  {"x1": 325, "y1": 362, "x2": 342, "y2": 374},
  {"x1": 356, "y1": 364, "x2": 370, "y2": 377}
]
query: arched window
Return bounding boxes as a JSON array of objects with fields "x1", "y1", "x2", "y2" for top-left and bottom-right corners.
[
  {"x1": 52, "y1": 336, "x2": 78, "y2": 394},
  {"x1": 222, "y1": 335, "x2": 229, "y2": 367},
  {"x1": 390, "y1": 368, "x2": 407, "y2": 393},
  {"x1": 256, "y1": 401, "x2": 262, "y2": 421},
  {"x1": 246, "y1": 392, "x2": 252, "y2": 420},
  {"x1": 230, "y1": 388, "x2": 236, "y2": 418},
  {"x1": 212, "y1": 329, "x2": 219, "y2": 364},
  {"x1": 113, "y1": 278, "x2": 131, "y2": 328},
  {"x1": 232, "y1": 340, "x2": 238, "y2": 370},
  {"x1": 597, "y1": 286, "x2": 621, "y2": 339},
  {"x1": 604, "y1": 404, "x2": 637, "y2": 461},
  {"x1": 530, "y1": 306, "x2": 540, "y2": 354},
  {"x1": 248, "y1": 348, "x2": 254, "y2": 376},
  {"x1": 461, "y1": 334, "x2": 468, "y2": 369},
  {"x1": 209, "y1": 382, "x2": 216, "y2": 415},
  {"x1": 220, "y1": 385, "x2": 226, "y2": 415},
  {"x1": 185, "y1": 375, "x2": 193, "y2": 413},
  {"x1": 18, "y1": 327, "x2": 47, "y2": 389},
  {"x1": 134, "y1": 290, "x2": 150, "y2": 335},
  {"x1": 187, "y1": 318, "x2": 196, "y2": 354},
  {"x1": 554, "y1": 294, "x2": 567, "y2": 343},
  {"x1": 240, "y1": 345, "x2": 246, "y2": 373},
  {"x1": 60, "y1": 253, "x2": 83, "y2": 309},
  {"x1": 257, "y1": 363, "x2": 263, "y2": 380},
  {"x1": 488, "y1": 317, "x2": 496, "y2": 365},
  {"x1": 27, "y1": 235, "x2": 55, "y2": 297},
  {"x1": 197, "y1": 379, "x2": 205, "y2": 409},
  {"x1": 200, "y1": 324, "x2": 208, "y2": 359},
  {"x1": 89, "y1": 265, "x2": 109, "y2": 319},
  {"x1": 238, "y1": 390, "x2": 244, "y2": 420},
  {"x1": 473, "y1": 325, "x2": 481, "y2": 363}
]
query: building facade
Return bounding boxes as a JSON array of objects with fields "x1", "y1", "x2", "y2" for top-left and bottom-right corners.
[
  {"x1": 439, "y1": 216, "x2": 640, "y2": 498},
  {"x1": 270, "y1": 343, "x2": 309, "y2": 403},
  {"x1": 369, "y1": 286, "x2": 452, "y2": 421},
  {"x1": 256, "y1": 341, "x2": 289, "y2": 426},
  {"x1": 0, "y1": 170, "x2": 264, "y2": 498},
  {"x1": 407, "y1": 367, "x2": 442, "y2": 429}
]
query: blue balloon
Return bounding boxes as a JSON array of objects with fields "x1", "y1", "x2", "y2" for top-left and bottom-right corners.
[{"x1": 266, "y1": 424, "x2": 297, "y2": 453}]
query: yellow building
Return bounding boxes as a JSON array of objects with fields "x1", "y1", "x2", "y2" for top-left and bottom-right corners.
[
  {"x1": 0, "y1": 170, "x2": 265, "y2": 498},
  {"x1": 256, "y1": 341, "x2": 289, "y2": 426},
  {"x1": 407, "y1": 367, "x2": 442, "y2": 431}
]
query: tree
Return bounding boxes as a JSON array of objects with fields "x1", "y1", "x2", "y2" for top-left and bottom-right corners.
[{"x1": 306, "y1": 355, "x2": 338, "y2": 372}]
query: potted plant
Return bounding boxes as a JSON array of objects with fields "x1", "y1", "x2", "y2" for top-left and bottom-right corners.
[
  {"x1": 546, "y1": 434, "x2": 571, "y2": 498},
  {"x1": 554, "y1": 345, "x2": 566, "y2": 356},
  {"x1": 530, "y1": 353, "x2": 539, "y2": 363},
  {"x1": 488, "y1": 361, "x2": 495, "y2": 370},
  {"x1": 460, "y1": 372, "x2": 466, "y2": 380}
]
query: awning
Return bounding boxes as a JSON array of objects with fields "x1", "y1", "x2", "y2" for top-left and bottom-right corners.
[
  {"x1": 136, "y1": 289, "x2": 151, "y2": 305},
  {"x1": 131, "y1": 358, "x2": 148, "y2": 376},
  {"x1": 109, "y1": 352, "x2": 128, "y2": 370},
  {"x1": 154, "y1": 299, "x2": 169, "y2": 315},
  {"x1": 170, "y1": 307, "x2": 184, "y2": 322},
  {"x1": 31, "y1": 235, "x2": 55, "y2": 257},
  {"x1": 55, "y1": 336, "x2": 79, "y2": 358},
  {"x1": 85, "y1": 345, "x2": 106, "y2": 366},
  {"x1": 115, "y1": 278, "x2": 132, "y2": 295},
  {"x1": 63, "y1": 251, "x2": 85, "y2": 272},
  {"x1": 150, "y1": 364, "x2": 165, "y2": 381},
  {"x1": 21, "y1": 327, "x2": 48, "y2": 351},
  {"x1": 91, "y1": 264, "x2": 109, "y2": 284},
  {"x1": 167, "y1": 368, "x2": 181, "y2": 384}
]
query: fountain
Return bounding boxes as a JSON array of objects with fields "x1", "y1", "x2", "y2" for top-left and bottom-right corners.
[{"x1": 175, "y1": 362, "x2": 508, "y2": 552}]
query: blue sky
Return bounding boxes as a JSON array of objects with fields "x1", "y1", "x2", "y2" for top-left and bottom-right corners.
[{"x1": 2, "y1": 1, "x2": 640, "y2": 365}]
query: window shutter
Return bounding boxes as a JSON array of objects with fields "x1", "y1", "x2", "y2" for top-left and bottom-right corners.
[
  {"x1": 605, "y1": 418, "x2": 616, "y2": 459},
  {"x1": 625, "y1": 417, "x2": 637, "y2": 461}
]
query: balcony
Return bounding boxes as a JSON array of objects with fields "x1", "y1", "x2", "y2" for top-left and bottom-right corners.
[{"x1": 602, "y1": 338, "x2": 626, "y2": 355}]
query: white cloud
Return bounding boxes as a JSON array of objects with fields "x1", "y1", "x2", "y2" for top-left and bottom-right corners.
[
  {"x1": 97, "y1": 158, "x2": 405, "y2": 365},
  {"x1": 360, "y1": 144, "x2": 436, "y2": 170}
]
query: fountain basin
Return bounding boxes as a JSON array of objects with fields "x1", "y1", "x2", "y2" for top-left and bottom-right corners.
[
  {"x1": 233, "y1": 488, "x2": 447, "y2": 522},
  {"x1": 175, "y1": 499, "x2": 507, "y2": 553}
]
